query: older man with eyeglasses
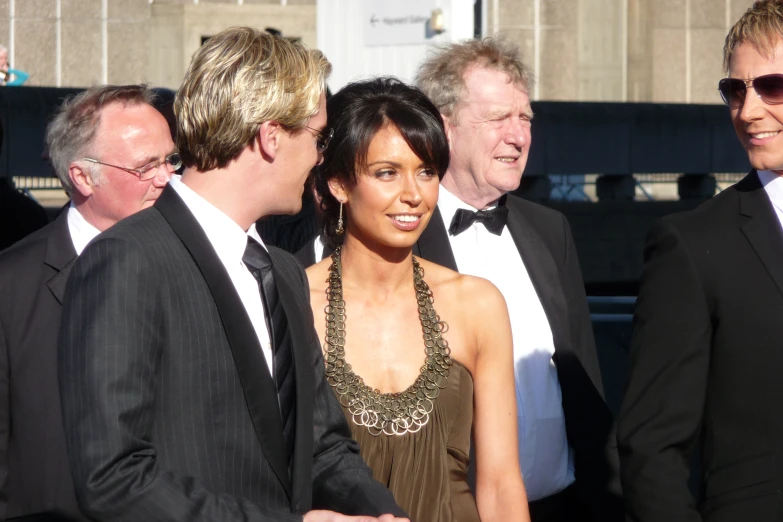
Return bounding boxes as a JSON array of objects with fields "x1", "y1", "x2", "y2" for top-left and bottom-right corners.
[
  {"x1": 0, "y1": 84, "x2": 174, "y2": 521},
  {"x1": 618, "y1": 2, "x2": 783, "y2": 521}
]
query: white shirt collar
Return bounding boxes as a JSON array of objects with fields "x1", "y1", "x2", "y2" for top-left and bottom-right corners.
[
  {"x1": 759, "y1": 170, "x2": 783, "y2": 213},
  {"x1": 67, "y1": 203, "x2": 102, "y2": 255},
  {"x1": 169, "y1": 175, "x2": 267, "y2": 267},
  {"x1": 313, "y1": 234, "x2": 325, "y2": 263}
]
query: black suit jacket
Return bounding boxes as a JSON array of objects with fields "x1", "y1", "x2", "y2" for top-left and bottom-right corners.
[
  {"x1": 415, "y1": 194, "x2": 623, "y2": 521},
  {"x1": 0, "y1": 178, "x2": 50, "y2": 252},
  {"x1": 619, "y1": 171, "x2": 783, "y2": 522},
  {"x1": 58, "y1": 186, "x2": 403, "y2": 521},
  {"x1": 0, "y1": 210, "x2": 85, "y2": 521}
]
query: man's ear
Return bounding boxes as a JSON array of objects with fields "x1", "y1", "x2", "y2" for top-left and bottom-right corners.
[
  {"x1": 328, "y1": 178, "x2": 348, "y2": 203},
  {"x1": 258, "y1": 121, "x2": 281, "y2": 161},
  {"x1": 441, "y1": 113, "x2": 454, "y2": 148},
  {"x1": 68, "y1": 163, "x2": 95, "y2": 198}
]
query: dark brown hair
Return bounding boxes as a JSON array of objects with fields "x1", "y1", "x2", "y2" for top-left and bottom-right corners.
[{"x1": 311, "y1": 77, "x2": 449, "y2": 247}]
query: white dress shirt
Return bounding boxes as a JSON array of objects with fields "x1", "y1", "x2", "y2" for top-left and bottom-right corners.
[
  {"x1": 170, "y1": 176, "x2": 274, "y2": 377},
  {"x1": 759, "y1": 170, "x2": 783, "y2": 230},
  {"x1": 437, "y1": 185, "x2": 575, "y2": 501},
  {"x1": 313, "y1": 234, "x2": 326, "y2": 263},
  {"x1": 66, "y1": 204, "x2": 101, "y2": 255}
]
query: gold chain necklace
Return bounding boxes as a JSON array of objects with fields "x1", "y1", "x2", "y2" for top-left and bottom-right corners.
[{"x1": 324, "y1": 246, "x2": 452, "y2": 436}]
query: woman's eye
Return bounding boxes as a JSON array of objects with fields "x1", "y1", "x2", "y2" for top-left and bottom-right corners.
[{"x1": 374, "y1": 169, "x2": 395, "y2": 178}]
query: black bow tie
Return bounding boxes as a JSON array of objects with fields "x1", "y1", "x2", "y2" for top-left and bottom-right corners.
[{"x1": 448, "y1": 198, "x2": 509, "y2": 236}]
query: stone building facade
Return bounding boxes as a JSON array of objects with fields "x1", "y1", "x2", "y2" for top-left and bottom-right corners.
[
  {"x1": 0, "y1": 0, "x2": 760, "y2": 102},
  {"x1": 484, "y1": 0, "x2": 756, "y2": 103}
]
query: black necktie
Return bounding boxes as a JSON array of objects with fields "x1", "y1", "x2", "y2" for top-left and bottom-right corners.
[
  {"x1": 448, "y1": 197, "x2": 509, "y2": 236},
  {"x1": 242, "y1": 238, "x2": 296, "y2": 465}
]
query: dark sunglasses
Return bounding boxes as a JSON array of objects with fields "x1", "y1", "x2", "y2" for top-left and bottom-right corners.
[{"x1": 718, "y1": 74, "x2": 783, "y2": 107}]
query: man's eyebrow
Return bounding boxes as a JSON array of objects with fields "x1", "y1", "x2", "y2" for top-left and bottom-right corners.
[
  {"x1": 485, "y1": 108, "x2": 512, "y2": 119},
  {"x1": 484, "y1": 106, "x2": 534, "y2": 120}
]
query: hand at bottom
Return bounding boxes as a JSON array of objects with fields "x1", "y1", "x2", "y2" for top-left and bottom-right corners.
[{"x1": 303, "y1": 510, "x2": 409, "y2": 522}]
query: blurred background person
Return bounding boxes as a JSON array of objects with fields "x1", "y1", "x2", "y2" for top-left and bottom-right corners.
[
  {"x1": 306, "y1": 77, "x2": 530, "y2": 522},
  {"x1": 0, "y1": 84, "x2": 175, "y2": 521},
  {"x1": 0, "y1": 44, "x2": 28, "y2": 86}
]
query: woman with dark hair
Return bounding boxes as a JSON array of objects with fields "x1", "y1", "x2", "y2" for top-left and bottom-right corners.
[{"x1": 305, "y1": 77, "x2": 530, "y2": 522}]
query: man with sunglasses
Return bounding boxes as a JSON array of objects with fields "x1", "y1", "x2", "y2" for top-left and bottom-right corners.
[
  {"x1": 618, "y1": 2, "x2": 783, "y2": 521},
  {"x1": 0, "y1": 84, "x2": 175, "y2": 521}
]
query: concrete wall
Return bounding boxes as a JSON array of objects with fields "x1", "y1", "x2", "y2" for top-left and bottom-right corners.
[
  {"x1": 0, "y1": 0, "x2": 762, "y2": 101},
  {"x1": 0, "y1": 0, "x2": 315, "y2": 89},
  {"x1": 149, "y1": 2, "x2": 316, "y2": 89},
  {"x1": 488, "y1": 0, "x2": 756, "y2": 103}
]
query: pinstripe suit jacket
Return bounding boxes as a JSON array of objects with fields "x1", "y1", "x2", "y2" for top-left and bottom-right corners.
[{"x1": 58, "y1": 186, "x2": 403, "y2": 521}]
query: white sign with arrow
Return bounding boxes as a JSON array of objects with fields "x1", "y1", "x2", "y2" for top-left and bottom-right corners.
[{"x1": 364, "y1": 0, "x2": 439, "y2": 47}]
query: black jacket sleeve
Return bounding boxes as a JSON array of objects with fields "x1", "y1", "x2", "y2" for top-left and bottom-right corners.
[{"x1": 618, "y1": 219, "x2": 710, "y2": 522}]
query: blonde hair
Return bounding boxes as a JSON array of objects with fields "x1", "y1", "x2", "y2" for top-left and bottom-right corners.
[
  {"x1": 415, "y1": 36, "x2": 534, "y2": 121},
  {"x1": 724, "y1": 0, "x2": 783, "y2": 72},
  {"x1": 175, "y1": 27, "x2": 331, "y2": 171}
]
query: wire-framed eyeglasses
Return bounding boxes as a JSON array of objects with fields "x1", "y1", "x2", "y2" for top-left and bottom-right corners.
[
  {"x1": 718, "y1": 74, "x2": 783, "y2": 107},
  {"x1": 81, "y1": 152, "x2": 182, "y2": 181}
]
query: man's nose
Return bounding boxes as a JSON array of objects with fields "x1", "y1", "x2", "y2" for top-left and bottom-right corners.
[
  {"x1": 152, "y1": 165, "x2": 173, "y2": 187},
  {"x1": 505, "y1": 118, "x2": 529, "y2": 147},
  {"x1": 737, "y1": 87, "x2": 767, "y2": 123}
]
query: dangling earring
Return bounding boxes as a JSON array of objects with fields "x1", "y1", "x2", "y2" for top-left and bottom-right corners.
[{"x1": 336, "y1": 201, "x2": 345, "y2": 235}]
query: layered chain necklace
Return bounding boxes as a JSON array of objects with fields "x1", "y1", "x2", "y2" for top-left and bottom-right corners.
[{"x1": 323, "y1": 246, "x2": 452, "y2": 436}]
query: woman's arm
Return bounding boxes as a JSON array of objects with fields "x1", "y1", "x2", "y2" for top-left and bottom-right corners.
[{"x1": 466, "y1": 277, "x2": 530, "y2": 522}]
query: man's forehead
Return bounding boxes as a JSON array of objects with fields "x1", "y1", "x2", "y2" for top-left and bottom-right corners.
[
  {"x1": 461, "y1": 67, "x2": 527, "y2": 99},
  {"x1": 98, "y1": 102, "x2": 163, "y2": 130},
  {"x1": 94, "y1": 103, "x2": 171, "y2": 155},
  {"x1": 729, "y1": 37, "x2": 783, "y2": 74}
]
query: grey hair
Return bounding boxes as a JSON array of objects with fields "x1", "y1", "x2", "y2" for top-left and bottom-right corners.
[
  {"x1": 415, "y1": 35, "x2": 535, "y2": 122},
  {"x1": 45, "y1": 84, "x2": 156, "y2": 196},
  {"x1": 0, "y1": 45, "x2": 7, "y2": 54}
]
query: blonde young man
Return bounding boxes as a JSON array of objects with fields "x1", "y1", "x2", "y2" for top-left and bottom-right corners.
[
  {"x1": 414, "y1": 38, "x2": 622, "y2": 522},
  {"x1": 619, "y1": 2, "x2": 783, "y2": 521},
  {"x1": 58, "y1": 28, "x2": 406, "y2": 522}
]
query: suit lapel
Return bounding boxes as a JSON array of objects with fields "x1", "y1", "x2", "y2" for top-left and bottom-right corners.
[
  {"x1": 415, "y1": 206, "x2": 458, "y2": 271},
  {"x1": 504, "y1": 200, "x2": 571, "y2": 354},
  {"x1": 44, "y1": 210, "x2": 78, "y2": 304},
  {"x1": 739, "y1": 171, "x2": 783, "y2": 298},
  {"x1": 268, "y1": 252, "x2": 314, "y2": 504},
  {"x1": 154, "y1": 186, "x2": 292, "y2": 497}
]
